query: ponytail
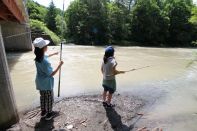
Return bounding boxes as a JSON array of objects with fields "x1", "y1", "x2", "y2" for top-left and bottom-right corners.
[
  {"x1": 103, "y1": 55, "x2": 108, "y2": 64},
  {"x1": 103, "y1": 51, "x2": 114, "y2": 64},
  {"x1": 34, "y1": 47, "x2": 44, "y2": 63}
]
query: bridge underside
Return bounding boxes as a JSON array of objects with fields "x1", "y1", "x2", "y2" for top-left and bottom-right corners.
[
  {"x1": 0, "y1": 0, "x2": 25, "y2": 22},
  {"x1": 0, "y1": 0, "x2": 32, "y2": 51},
  {"x1": 0, "y1": 0, "x2": 32, "y2": 129}
]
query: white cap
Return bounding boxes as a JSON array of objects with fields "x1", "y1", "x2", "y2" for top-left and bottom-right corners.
[{"x1": 33, "y1": 37, "x2": 50, "y2": 49}]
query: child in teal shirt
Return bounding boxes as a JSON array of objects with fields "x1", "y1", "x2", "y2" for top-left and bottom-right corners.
[{"x1": 33, "y1": 37, "x2": 63, "y2": 120}]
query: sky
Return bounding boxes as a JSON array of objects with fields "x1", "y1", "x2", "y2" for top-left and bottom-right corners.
[
  {"x1": 33, "y1": 0, "x2": 74, "y2": 10},
  {"x1": 34, "y1": 0, "x2": 197, "y2": 10}
]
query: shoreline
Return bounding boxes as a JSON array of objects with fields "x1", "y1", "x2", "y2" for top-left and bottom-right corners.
[{"x1": 7, "y1": 93, "x2": 160, "y2": 131}]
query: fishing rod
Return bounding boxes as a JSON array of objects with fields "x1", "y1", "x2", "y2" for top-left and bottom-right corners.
[
  {"x1": 106, "y1": 65, "x2": 151, "y2": 77},
  {"x1": 125, "y1": 65, "x2": 150, "y2": 72},
  {"x1": 58, "y1": 0, "x2": 65, "y2": 97},
  {"x1": 58, "y1": 42, "x2": 63, "y2": 97}
]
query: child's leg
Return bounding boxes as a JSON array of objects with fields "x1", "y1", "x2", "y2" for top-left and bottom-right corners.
[
  {"x1": 40, "y1": 91, "x2": 46, "y2": 112},
  {"x1": 45, "y1": 90, "x2": 55, "y2": 120},
  {"x1": 46, "y1": 90, "x2": 54, "y2": 113},
  {"x1": 103, "y1": 90, "x2": 107, "y2": 102},
  {"x1": 107, "y1": 93, "x2": 113, "y2": 104}
]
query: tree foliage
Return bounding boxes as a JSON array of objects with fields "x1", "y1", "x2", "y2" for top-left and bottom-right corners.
[
  {"x1": 66, "y1": 0, "x2": 109, "y2": 44},
  {"x1": 45, "y1": 1, "x2": 57, "y2": 33},
  {"x1": 130, "y1": 0, "x2": 169, "y2": 46},
  {"x1": 107, "y1": 2, "x2": 130, "y2": 43},
  {"x1": 26, "y1": 0, "x2": 47, "y2": 22},
  {"x1": 165, "y1": 0, "x2": 193, "y2": 46},
  {"x1": 190, "y1": 6, "x2": 197, "y2": 25},
  {"x1": 27, "y1": 0, "x2": 197, "y2": 47},
  {"x1": 55, "y1": 14, "x2": 67, "y2": 39},
  {"x1": 30, "y1": 19, "x2": 60, "y2": 44}
]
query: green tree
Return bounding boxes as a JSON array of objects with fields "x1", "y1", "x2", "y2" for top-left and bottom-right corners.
[
  {"x1": 66, "y1": 0, "x2": 89, "y2": 44},
  {"x1": 190, "y1": 6, "x2": 197, "y2": 25},
  {"x1": 83, "y1": 0, "x2": 109, "y2": 44},
  {"x1": 165, "y1": 0, "x2": 193, "y2": 46},
  {"x1": 26, "y1": 0, "x2": 47, "y2": 22},
  {"x1": 130, "y1": 0, "x2": 169, "y2": 46},
  {"x1": 45, "y1": 0, "x2": 57, "y2": 33},
  {"x1": 66, "y1": 0, "x2": 109, "y2": 45},
  {"x1": 30, "y1": 19, "x2": 60, "y2": 44},
  {"x1": 190, "y1": 6, "x2": 197, "y2": 45},
  {"x1": 55, "y1": 14, "x2": 67, "y2": 39},
  {"x1": 107, "y1": 2, "x2": 130, "y2": 43}
]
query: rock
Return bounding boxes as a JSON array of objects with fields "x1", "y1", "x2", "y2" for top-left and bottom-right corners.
[
  {"x1": 82, "y1": 122, "x2": 87, "y2": 127},
  {"x1": 152, "y1": 127, "x2": 163, "y2": 131},
  {"x1": 137, "y1": 113, "x2": 144, "y2": 116},
  {"x1": 137, "y1": 126, "x2": 147, "y2": 131},
  {"x1": 66, "y1": 124, "x2": 74, "y2": 130}
]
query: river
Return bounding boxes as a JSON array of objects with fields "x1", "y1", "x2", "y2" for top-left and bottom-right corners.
[{"x1": 6, "y1": 46, "x2": 197, "y2": 130}]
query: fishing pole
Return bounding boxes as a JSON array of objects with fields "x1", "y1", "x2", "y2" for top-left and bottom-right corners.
[
  {"x1": 125, "y1": 65, "x2": 150, "y2": 72},
  {"x1": 58, "y1": 42, "x2": 63, "y2": 97},
  {"x1": 106, "y1": 65, "x2": 151, "y2": 77},
  {"x1": 58, "y1": 0, "x2": 65, "y2": 97}
]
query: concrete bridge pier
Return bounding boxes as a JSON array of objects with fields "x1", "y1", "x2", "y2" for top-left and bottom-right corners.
[
  {"x1": 1, "y1": 21, "x2": 32, "y2": 51},
  {"x1": 0, "y1": 25, "x2": 19, "y2": 129}
]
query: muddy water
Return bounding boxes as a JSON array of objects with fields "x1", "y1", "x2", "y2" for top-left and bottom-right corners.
[{"x1": 6, "y1": 46, "x2": 197, "y2": 130}]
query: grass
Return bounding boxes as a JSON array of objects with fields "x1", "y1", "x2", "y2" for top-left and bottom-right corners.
[{"x1": 30, "y1": 19, "x2": 60, "y2": 45}]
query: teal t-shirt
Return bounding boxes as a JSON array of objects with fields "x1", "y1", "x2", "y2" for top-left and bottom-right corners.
[{"x1": 35, "y1": 55, "x2": 54, "y2": 90}]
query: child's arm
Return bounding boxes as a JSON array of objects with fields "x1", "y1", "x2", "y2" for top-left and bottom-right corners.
[
  {"x1": 111, "y1": 59, "x2": 125, "y2": 75},
  {"x1": 101, "y1": 64, "x2": 104, "y2": 74},
  {"x1": 48, "y1": 52, "x2": 59, "y2": 57},
  {"x1": 113, "y1": 66, "x2": 125, "y2": 75},
  {"x1": 50, "y1": 61, "x2": 64, "y2": 76}
]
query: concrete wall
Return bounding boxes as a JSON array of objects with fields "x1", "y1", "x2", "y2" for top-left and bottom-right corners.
[
  {"x1": 0, "y1": 21, "x2": 32, "y2": 51},
  {"x1": 0, "y1": 25, "x2": 19, "y2": 129}
]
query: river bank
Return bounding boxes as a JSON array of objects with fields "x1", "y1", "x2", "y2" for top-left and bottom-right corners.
[
  {"x1": 7, "y1": 93, "x2": 164, "y2": 131},
  {"x1": 6, "y1": 46, "x2": 197, "y2": 130}
]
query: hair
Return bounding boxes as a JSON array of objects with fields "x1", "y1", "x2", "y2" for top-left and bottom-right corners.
[
  {"x1": 103, "y1": 51, "x2": 114, "y2": 64},
  {"x1": 34, "y1": 47, "x2": 44, "y2": 63}
]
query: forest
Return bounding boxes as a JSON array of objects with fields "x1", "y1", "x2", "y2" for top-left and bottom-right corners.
[{"x1": 27, "y1": 0, "x2": 197, "y2": 47}]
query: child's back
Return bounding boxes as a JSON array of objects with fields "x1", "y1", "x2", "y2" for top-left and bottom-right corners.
[{"x1": 102, "y1": 57, "x2": 117, "y2": 80}]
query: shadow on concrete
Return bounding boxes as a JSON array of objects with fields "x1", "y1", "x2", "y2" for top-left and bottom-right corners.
[
  {"x1": 105, "y1": 107, "x2": 134, "y2": 131},
  {"x1": 34, "y1": 111, "x2": 60, "y2": 131},
  {"x1": 34, "y1": 117, "x2": 54, "y2": 131}
]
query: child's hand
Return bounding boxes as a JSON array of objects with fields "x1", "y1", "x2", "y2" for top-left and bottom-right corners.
[
  {"x1": 115, "y1": 61, "x2": 118, "y2": 66},
  {"x1": 48, "y1": 52, "x2": 59, "y2": 57},
  {"x1": 59, "y1": 61, "x2": 64, "y2": 66},
  {"x1": 120, "y1": 71, "x2": 125, "y2": 74},
  {"x1": 60, "y1": 61, "x2": 64, "y2": 65},
  {"x1": 54, "y1": 52, "x2": 59, "y2": 55}
]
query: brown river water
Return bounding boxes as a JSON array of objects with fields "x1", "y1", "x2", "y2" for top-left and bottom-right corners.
[{"x1": 6, "y1": 46, "x2": 197, "y2": 130}]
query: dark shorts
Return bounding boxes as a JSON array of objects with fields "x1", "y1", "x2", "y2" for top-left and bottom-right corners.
[{"x1": 102, "y1": 79, "x2": 116, "y2": 94}]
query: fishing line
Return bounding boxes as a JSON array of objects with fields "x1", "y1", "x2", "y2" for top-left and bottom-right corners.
[
  {"x1": 125, "y1": 65, "x2": 150, "y2": 72},
  {"x1": 106, "y1": 65, "x2": 152, "y2": 77},
  {"x1": 1, "y1": 29, "x2": 44, "y2": 39},
  {"x1": 4, "y1": 31, "x2": 32, "y2": 39}
]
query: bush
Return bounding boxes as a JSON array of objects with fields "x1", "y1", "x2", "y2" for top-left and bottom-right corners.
[{"x1": 30, "y1": 19, "x2": 60, "y2": 45}]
